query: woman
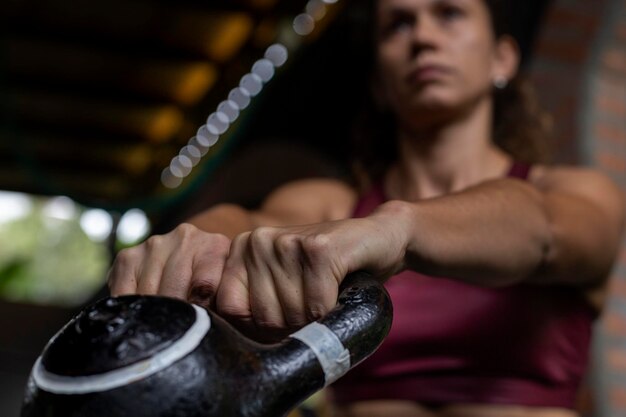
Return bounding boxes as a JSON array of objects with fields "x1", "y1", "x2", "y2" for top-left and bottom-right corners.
[{"x1": 108, "y1": 0, "x2": 625, "y2": 415}]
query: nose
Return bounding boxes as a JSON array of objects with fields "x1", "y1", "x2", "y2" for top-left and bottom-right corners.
[{"x1": 410, "y1": 15, "x2": 440, "y2": 56}]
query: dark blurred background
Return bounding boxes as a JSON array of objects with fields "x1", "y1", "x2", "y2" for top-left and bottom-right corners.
[
  {"x1": 1, "y1": 0, "x2": 625, "y2": 415},
  {"x1": 0, "y1": 0, "x2": 550, "y2": 216}
]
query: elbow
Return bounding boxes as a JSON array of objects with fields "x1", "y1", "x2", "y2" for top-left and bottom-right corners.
[
  {"x1": 531, "y1": 210, "x2": 614, "y2": 288},
  {"x1": 531, "y1": 222, "x2": 557, "y2": 283},
  {"x1": 526, "y1": 186, "x2": 558, "y2": 284}
]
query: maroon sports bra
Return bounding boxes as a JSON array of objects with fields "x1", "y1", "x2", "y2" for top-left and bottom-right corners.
[{"x1": 330, "y1": 162, "x2": 596, "y2": 408}]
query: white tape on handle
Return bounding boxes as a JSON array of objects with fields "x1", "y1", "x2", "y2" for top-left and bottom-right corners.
[
  {"x1": 32, "y1": 304, "x2": 211, "y2": 395},
  {"x1": 290, "y1": 322, "x2": 350, "y2": 385}
]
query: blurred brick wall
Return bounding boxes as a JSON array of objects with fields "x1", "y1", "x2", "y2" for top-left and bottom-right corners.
[{"x1": 530, "y1": 0, "x2": 626, "y2": 415}]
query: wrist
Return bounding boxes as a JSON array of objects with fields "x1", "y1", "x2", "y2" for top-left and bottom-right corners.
[{"x1": 370, "y1": 200, "x2": 418, "y2": 274}]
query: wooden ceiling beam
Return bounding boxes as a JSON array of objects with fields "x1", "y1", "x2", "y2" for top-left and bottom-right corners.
[
  {"x1": 0, "y1": 130, "x2": 160, "y2": 177},
  {"x1": 2, "y1": 90, "x2": 184, "y2": 143},
  {"x1": 2, "y1": 0, "x2": 255, "y2": 61},
  {"x1": 6, "y1": 38, "x2": 219, "y2": 106}
]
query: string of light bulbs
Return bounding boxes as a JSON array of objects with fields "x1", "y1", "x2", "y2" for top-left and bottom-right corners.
[{"x1": 161, "y1": 0, "x2": 340, "y2": 189}]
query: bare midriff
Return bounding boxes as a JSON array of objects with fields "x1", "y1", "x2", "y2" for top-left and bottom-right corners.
[{"x1": 332, "y1": 401, "x2": 579, "y2": 417}]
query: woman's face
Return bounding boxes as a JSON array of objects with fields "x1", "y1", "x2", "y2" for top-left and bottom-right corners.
[{"x1": 375, "y1": 0, "x2": 516, "y2": 127}]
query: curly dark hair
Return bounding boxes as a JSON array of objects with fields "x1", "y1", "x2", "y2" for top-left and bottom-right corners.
[{"x1": 349, "y1": 0, "x2": 553, "y2": 189}]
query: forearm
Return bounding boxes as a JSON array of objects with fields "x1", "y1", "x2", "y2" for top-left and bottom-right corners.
[
  {"x1": 187, "y1": 204, "x2": 258, "y2": 239},
  {"x1": 376, "y1": 179, "x2": 553, "y2": 287}
]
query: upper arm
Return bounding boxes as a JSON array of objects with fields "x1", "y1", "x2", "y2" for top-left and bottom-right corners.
[
  {"x1": 250, "y1": 178, "x2": 358, "y2": 227},
  {"x1": 532, "y1": 165, "x2": 625, "y2": 287}
]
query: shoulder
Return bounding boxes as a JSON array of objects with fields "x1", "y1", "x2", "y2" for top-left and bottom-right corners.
[
  {"x1": 529, "y1": 164, "x2": 624, "y2": 208},
  {"x1": 529, "y1": 164, "x2": 625, "y2": 250},
  {"x1": 254, "y1": 178, "x2": 359, "y2": 226}
]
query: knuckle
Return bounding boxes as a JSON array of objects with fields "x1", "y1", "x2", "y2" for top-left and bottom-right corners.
[
  {"x1": 252, "y1": 303, "x2": 285, "y2": 331},
  {"x1": 114, "y1": 248, "x2": 133, "y2": 265},
  {"x1": 144, "y1": 234, "x2": 164, "y2": 250},
  {"x1": 249, "y1": 227, "x2": 274, "y2": 248},
  {"x1": 280, "y1": 299, "x2": 307, "y2": 327},
  {"x1": 216, "y1": 291, "x2": 248, "y2": 320},
  {"x1": 246, "y1": 229, "x2": 275, "y2": 258},
  {"x1": 231, "y1": 231, "x2": 250, "y2": 248},
  {"x1": 192, "y1": 274, "x2": 219, "y2": 294},
  {"x1": 255, "y1": 317, "x2": 284, "y2": 331},
  {"x1": 174, "y1": 223, "x2": 197, "y2": 239},
  {"x1": 284, "y1": 312, "x2": 307, "y2": 328},
  {"x1": 302, "y1": 234, "x2": 331, "y2": 258},
  {"x1": 189, "y1": 281, "x2": 217, "y2": 302},
  {"x1": 274, "y1": 234, "x2": 298, "y2": 255},
  {"x1": 305, "y1": 303, "x2": 329, "y2": 322}
]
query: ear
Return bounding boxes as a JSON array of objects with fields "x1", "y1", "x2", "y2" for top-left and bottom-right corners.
[{"x1": 491, "y1": 35, "x2": 520, "y2": 84}]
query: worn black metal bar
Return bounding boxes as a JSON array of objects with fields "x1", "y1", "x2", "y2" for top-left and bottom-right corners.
[{"x1": 21, "y1": 271, "x2": 392, "y2": 417}]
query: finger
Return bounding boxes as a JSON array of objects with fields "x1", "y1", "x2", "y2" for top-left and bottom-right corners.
[
  {"x1": 246, "y1": 228, "x2": 287, "y2": 330},
  {"x1": 188, "y1": 234, "x2": 231, "y2": 308},
  {"x1": 155, "y1": 223, "x2": 206, "y2": 301},
  {"x1": 216, "y1": 233, "x2": 253, "y2": 322},
  {"x1": 158, "y1": 250, "x2": 193, "y2": 300},
  {"x1": 271, "y1": 233, "x2": 307, "y2": 327},
  {"x1": 189, "y1": 266, "x2": 226, "y2": 308},
  {"x1": 301, "y1": 235, "x2": 340, "y2": 321},
  {"x1": 217, "y1": 270, "x2": 256, "y2": 339},
  {"x1": 135, "y1": 236, "x2": 168, "y2": 295},
  {"x1": 108, "y1": 247, "x2": 142, "y2": 296},
  {"x1": 302, "y1": 267, "x2": 338, "y2": 322}
]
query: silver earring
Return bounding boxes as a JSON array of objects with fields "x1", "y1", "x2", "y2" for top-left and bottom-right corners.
[{"x1": 493, "y1": 77, "x2": 508, "y2": 89}]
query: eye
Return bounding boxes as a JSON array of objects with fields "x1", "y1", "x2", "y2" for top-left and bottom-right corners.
[
  {"x1": 436, "y1": 3, "x2": 465, "y2": 21},
  {"x1": 380, "y1": 13, "x2": 414, "y2": 37},
  {"x1": 390, "y1": 17, "x2": 412, "y2": 32}
]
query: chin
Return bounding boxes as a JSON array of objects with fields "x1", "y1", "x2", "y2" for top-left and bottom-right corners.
[
  {"x1": 408, "y1": 96, "x2": 458, "y2": 117},
  {"x1": 399, "y1": 83, "x2": 453, "y2": 106},
  {"x1": 399, "y1": 87, "x2": 480, "y2": 124},
  {"x1": 393, "y1": 102, "x2": 462, "y2": 131}
]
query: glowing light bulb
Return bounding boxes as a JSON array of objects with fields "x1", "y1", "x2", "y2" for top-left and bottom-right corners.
[
  {"x1": 229, "y1": 87, "x2": 251, "y2": 110},
  {"x1": 181, "y1": 145, "x2": 202, "y2": 166},
  {"x1": 80, "y1": 209, "x2": 113, "y2": 242},
  {"x1": 218, "y1": 100, "x2": 240, "y2": 123},
  {"x1": 206, "y1": 112, "x2": 230, "y2": 135},
  {"x1": 117, "y1": 209, "x2": 150, "y2": 245},
  {"x1": 240, "y1": 73, "x2": 263, "y2": 97},
  {"x1": 168, "y1": 160, "x2": 185, "y2": 178},
  {"x1": 293, "y1": 13, "x2": 315, "y2": 36},
  {"x1": 42, "y1": 196, "x2": 77, "y2": 221},
  {"x1": 197, "y1": 125, "x2": 219, "y2": 147},
  {"x1": 306, "y1": 0, "x2": 327, "y2": 20},
  {"x1": 265, "y1": 44, "x2": 289, "y2": 68},
  {"x1": 161, "y1": 168, "x2": 183, "y2": 189},
  {"x1": 252, "y1": 59, "x2": 275, "y2": 82},
  {"x1": 189, "y1": 137, "x2": 210, "y2": 156},
  {"x1": 171, "y1": 155, "x2": 193, "y2": 177}
]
